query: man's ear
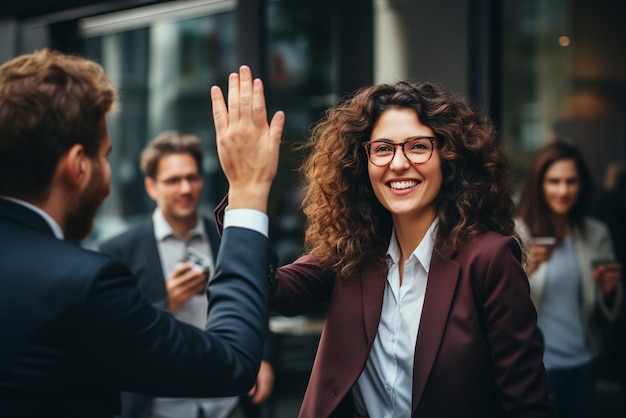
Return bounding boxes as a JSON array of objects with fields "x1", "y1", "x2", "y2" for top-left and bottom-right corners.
[
  {"x1": 59, "y1": 144, "x2": 88, "y2": 189},
  {"x1": 145, "y1": 177, "x2": 158, "y2": 201}
]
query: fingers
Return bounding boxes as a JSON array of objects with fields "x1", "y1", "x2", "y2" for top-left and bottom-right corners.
[
  {"x1": 211, "y1": 86, "x2": 228, "y2": 136},
  {"x1": 166, "y1": 269, "x2": 207, "y2": 311},
  {"x1": 252, "y1": 78, "x2": 267, "y2": 126},
  {"x1": 269, "y1": 110, "x2": 286, "y2": 146},
  {"x1": 227, "y1": 71, "x2": 240, "y2": 123},
  {"x1": 250, "y1": 386, "x2": 266, "y2": 404},
  {"x1": 249, "y1": 360, "x2": 275, "y2": 404},
  {"x1": 212, "y1": 65, "x2": 283, "y2": 211},
  {"x1": 225, "y1": 65, "x2": 254, "y2": 125},
  {"x1": 239, "y1": 66, "x2": 253, "y2": 122},
  {"x1": 170, "y1": 265, "x2": 207, "y2": 289},
  {"x1": 530, "y1": 245, "x2": 551, "y2": 264},
  {"x1": 594, "y1": 263, "x2": 621, "y2": 296}
]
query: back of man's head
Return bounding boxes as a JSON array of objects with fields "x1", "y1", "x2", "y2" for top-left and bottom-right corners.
[
  {"x1": 140, "y1": 131, "x2": 204, "y2": 179},
  {"x1": 0, "y1": 48, "x2": 117, "y2": 200}
]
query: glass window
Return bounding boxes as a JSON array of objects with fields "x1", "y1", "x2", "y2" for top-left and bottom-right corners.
[
  {"x1": 79, "y1": 0, "x2": 338, "y2": 258},
  {"x1": 81, "y1": 8, "x2": 236, "y2": 249},
  {"x1": 265, "y1": 0, "x2": 336, "y2": 265},
  {"x1": 502, "y1": 0, "x2": 626, "y2": 187}
]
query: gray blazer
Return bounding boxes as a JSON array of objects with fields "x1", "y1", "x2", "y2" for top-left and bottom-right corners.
[{"x1": 517, "y1": 217, "x2": 623, "y2": 357}]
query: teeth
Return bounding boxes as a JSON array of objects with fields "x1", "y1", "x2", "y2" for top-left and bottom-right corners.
[{"x1": 389, "y1": 180, "x2": 418, "y2": 190}]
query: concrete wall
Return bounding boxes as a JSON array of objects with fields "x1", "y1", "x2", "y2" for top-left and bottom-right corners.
[{"x1": 374, "y1": 0, "x2": 469, "y2": 96}]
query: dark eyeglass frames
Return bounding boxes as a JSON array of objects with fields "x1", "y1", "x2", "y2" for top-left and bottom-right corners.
[{"x1": 363, "y1": 136, "x2": 436, "y2": 166}]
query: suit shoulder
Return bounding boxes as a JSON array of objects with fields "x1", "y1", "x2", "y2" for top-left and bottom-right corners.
[
  {"x1": 64, "y1": 241, "x2": 130, "y2": 273},
  {"x1": 456, "y1": 231, "x2": 521, "y2": 263},
  {"x1": 465, "y1": 231, "x2": 517, "y2": 251},
  {"x1": 99, "y1": 220, "x2": 151, "y2": 252},
  {"x1": 584, "y1": 216, "x2": 609, "y2": 232},
  {"x1": 28, "y1": 239, "x2": 132, "y2": 290}
]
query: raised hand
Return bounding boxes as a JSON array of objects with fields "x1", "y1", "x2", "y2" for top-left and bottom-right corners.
[{"x1": 211, "y1": 65, "x2": 285, "y2": 213}]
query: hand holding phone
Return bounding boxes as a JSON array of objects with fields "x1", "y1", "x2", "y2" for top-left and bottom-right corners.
[
  {"x1": 531, "y1": 236, "x2": 557, "y2": 246},
  {"x1": 182, "y1": 247, "x2": 212, "y2": 274},
  {"x1": 591, "y1": 258, "x2": 621, "y2": 296},
  {"x1": 526, "y1": 236, "x2": 557, "y2": 275}
]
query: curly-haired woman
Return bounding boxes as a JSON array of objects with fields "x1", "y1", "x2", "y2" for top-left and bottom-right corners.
[{"x1": 213, "y1": 79, "x2": 553, "y2": 418}]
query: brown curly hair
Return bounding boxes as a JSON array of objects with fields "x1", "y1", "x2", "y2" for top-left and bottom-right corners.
[{"x1": 300, "y1": 81, "x2": 517, "y2": 277}]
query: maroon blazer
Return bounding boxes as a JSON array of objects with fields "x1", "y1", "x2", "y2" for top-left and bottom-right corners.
[{"x1": 271, "y1": 232, "x2": 553, "y2": 418}]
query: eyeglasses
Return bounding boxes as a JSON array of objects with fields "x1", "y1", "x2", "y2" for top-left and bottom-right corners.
[
  {"x1": 363, "y1": 136, "x2": 436, "y2": 166},
  {"x1": 157, "y1": 173, "x2": 203, "y2": 188}
]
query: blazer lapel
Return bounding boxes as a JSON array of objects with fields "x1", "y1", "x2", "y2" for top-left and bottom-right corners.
[
  {"x1": 312, "y1": 261, "x2": 386, "y2": 418},
  {"x1": 138, "y1": 220, "x2": 168, "y2": 301},
  {"x1": 203, "y1": 216, "x2": 220, "y2": 260},
  {"x1": 411, "y1": 251, "x2": 460, "y2": 412},
  {"x1": 361, "y1": 260, "x2": 388, "y2": 346}
]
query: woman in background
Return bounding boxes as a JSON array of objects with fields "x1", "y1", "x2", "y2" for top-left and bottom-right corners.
[{"x1": 515, "y1": 140, "x2": 622, "y2": 418}]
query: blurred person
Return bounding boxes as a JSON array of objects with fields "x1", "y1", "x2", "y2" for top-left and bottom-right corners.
[
  {"x1": 100, "y1": 131, "x2": 275, "y2": 418},
  {"x1": 590, "y1": 161, "x2": 626, "y2": 408},
  {"x1": 591, "y1": 161, "x2": 626, "y2": 272},
  {"x1": 515, "y1": 140, "x2": 623, "y2": 418},
  {"x1": 0, "y1": 50, "x2": 282, "y2": 418},
  {"x1": 212, "y1": 80, "x2": 553, "y2": 417}
]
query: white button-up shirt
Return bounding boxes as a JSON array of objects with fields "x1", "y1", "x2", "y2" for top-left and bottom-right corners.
[{"x1": 352, "y1": 220, "x2": 437, "y2": 418}]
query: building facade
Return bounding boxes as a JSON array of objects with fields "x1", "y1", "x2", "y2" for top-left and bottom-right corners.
[{"x1": 1, "y1": 0, "x2": 624, "y2": 256}]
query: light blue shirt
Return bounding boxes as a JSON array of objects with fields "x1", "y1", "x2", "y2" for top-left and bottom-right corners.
[
  {"x1": 538, "y1": 235, "x2": 593, "y2": 370},
  {"x1": 352, "y1": 220, "x2": 437, "y2": 418}
]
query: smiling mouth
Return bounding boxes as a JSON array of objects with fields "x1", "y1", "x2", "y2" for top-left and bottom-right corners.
[{"x1": 389, "y1": 180, "x2": 419, "y2": 190}]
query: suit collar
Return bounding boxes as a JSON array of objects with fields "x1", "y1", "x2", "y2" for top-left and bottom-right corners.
[
  {"x1": 141, "y1": 218, "x2": 167, "y2": 280},
  {"x1": 0, "y1": 197, "x2": 60, "y2": 238},
  {"x1": 152, "y1": 208, "x2": 204, "y2": 242}
]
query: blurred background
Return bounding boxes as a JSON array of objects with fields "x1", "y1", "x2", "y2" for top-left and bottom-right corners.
[{"x1": 1, "y1": 0, "x2": 624, "y2": 416}]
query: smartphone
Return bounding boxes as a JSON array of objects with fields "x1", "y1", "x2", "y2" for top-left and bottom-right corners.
[
  {"x1": 182, "y1": 247, "x2": 211, "y2": 294},
  {"x1": 531, "y1": 236, "x2": 557, "y2": 246},
  {"x1": 591, "y1": 257, "x2": 614, "y2": 269},
  {"x1": 182, "y1": 247, "x2": 211, "y2": 274}
]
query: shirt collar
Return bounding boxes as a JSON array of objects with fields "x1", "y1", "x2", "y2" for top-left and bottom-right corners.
[
  {"x1": 386, "y1": 218, "x2": 438, "y2": 273},
  {"x1": 0, "y1": 195, "x2": 64, "y2": 239},
  {"x1": 152, "y1": 208, "x2": 204, "y2": 242}
]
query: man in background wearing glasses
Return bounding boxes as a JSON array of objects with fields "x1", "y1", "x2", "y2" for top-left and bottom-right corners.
[{"x1": 100, "y1": 131, "x2": 275, "y2": 418}]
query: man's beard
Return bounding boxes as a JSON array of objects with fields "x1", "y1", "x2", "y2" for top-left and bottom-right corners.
[{"x1": 65, "y1": 164, "x2": 109, "y2": 243}]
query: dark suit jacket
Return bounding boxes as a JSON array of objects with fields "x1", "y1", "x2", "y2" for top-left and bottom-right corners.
[
  {"x1": 271, "y1": 233, "x2": 553, "y2": 418},
  {"x1": 0, "y1": 199, "x2": 276, "y2": 418},
  {"x1": 99, "y1": 217, "x2": 221, "y2": 311},
  {"x1": 99, "y1": 216, "x2": 273, "y2": 418}
]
